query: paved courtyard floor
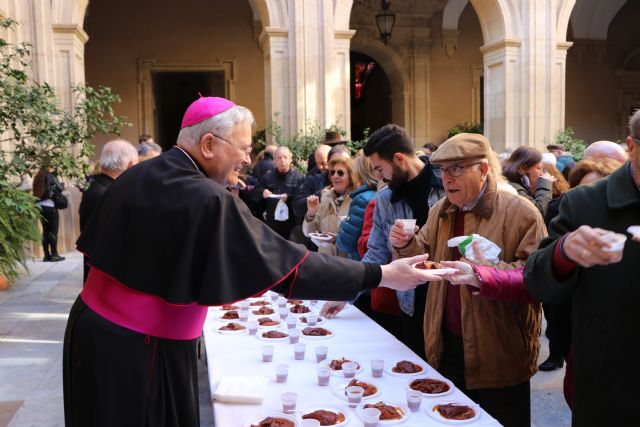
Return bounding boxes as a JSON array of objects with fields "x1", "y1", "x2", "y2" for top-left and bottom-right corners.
[{"x1": 0, "y1": 252, "x2": 570, "y2": 426}]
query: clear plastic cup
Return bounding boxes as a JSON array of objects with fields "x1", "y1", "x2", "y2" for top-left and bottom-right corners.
[
  {"x1": 247, "y1": 320, "x2": 259, "y2": 335},
  {"x1": 361, "y1": 407, "x2": 382, "y2": 427},
  {"x1": 370, "y1": 359, "x2": 384, "y2": 378},
  {"x1": 397, "y1": 219, "x2": 417, "y2": 235},
  {"x1": 286, "y1": 316, "x2": 297, "y2": 329},
  {"x1": 345, "y1": 385, "x2": 364, "y2": 407},
  {"x1": 316, "y1": 366, "x2": 331, "y2": 386},
  {"x1": 301, "y1": 419, "x2": 321, "y2": 427},
  {"x1": 237, "y1": 300, "x2": 250, "y2": 310},
  {"x1": 238, "y1": 310, "x2": 249, "y2": 322},
  {"x1": 315, "y1": 345, "x2": 328, "y2": 363},
  {"x1": 279, "y1": 308, "x2": 289, "y2": 320},
  {"x1": 281, "y1": 392, "x2": 297, "y2": 414},
  {"x1": 293, "y1": 343, "x2": 306, "y2": 360},
  {"x1": 310, "y1": 299, "x2": 318, "y2": 305},
  {"x1": 288, "y1": 328, "x2": 300, "y2": 344},
  {"x1": 406, "y1": 389, "x2": 422, "y2": 412},
  {"x1": 601, "y1": 232, "x2": 627, "y2": 254},
  {"x1": 270, "y1": 292, "x2": 279, "y2": 303},
  {"x1": 277, "y1": 296, "x2": 287, "y2": 308},
  {"x1": 275, "y1": 364, "x2": 289, "y2": 383},
  {"x1": 261, "y1": 345, "x2": 274, "y2": 362},
  {"x1": 306, "y1": 313, "x2": 318, "y2": 327},
  {"x1": 342, "y1": 362, "x2": 357, "y2": 378}
]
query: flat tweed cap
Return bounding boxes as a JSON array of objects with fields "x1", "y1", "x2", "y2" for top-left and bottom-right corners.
[{"x1": 429, "y1": 133, "x2": 491, "y2": 163}]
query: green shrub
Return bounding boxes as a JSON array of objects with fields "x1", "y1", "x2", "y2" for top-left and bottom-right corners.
[{"x1": 447, "y1": 122, "x2": 483, "y2": 138}]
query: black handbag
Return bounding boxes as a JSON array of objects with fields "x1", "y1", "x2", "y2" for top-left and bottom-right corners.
[{"x1": 49, "y1": 184, "x2": 68, "y2": 210}]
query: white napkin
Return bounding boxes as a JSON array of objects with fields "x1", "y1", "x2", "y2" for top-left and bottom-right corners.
[{"x1": 213, "y1": 375, "x2": 269, "y2": 404}]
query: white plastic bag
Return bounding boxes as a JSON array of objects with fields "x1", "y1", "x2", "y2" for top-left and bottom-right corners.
[
  {"x1": 447, "y1": 233, "x2": 501, "y2": 265},
  {"x1": 274, "y1": 199, "x2": 289, "y2": 221}
]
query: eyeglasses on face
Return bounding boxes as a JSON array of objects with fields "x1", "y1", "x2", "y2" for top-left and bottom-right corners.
[
  {"x1": 632, "y1": 136, "x2": 640, "y2": 144},
  {"x1": 212, "y1": 133, "x2": 252, "y2": 157},
  {"x1": 433, "y1": 162, "x2": 482, "y2": 178},
  {"x1": 329, "y1": 169, "x2": 346, "y2": 177}
]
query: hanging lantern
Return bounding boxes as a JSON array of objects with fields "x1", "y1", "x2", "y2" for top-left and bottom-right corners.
[{"x1": 375, "y1": 0, "x2": 396, "y2": 45}]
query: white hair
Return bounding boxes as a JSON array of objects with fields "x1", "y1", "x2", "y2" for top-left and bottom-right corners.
[
  {"x1": 99, "y1": 139, "x2": 138, "y2": 172},
  {"x1": 275, "y1": 146, "x2": 292, "y2": 157},
  {"x1": 176, "y1": 105, "x2": 255, "y2": 147}
]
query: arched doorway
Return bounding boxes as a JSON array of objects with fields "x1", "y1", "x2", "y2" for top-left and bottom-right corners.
[{"x1": 350, "y1": 51, "x2": 391, "y2": 141}]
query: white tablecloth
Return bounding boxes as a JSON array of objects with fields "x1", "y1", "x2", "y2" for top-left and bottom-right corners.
[{"x1": 203, "y1": 300, "x2": 500, "y2": 427}]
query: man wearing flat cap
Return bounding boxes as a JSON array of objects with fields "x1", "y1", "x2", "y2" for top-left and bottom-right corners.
[
  {"x1": 63, "y1": 96, "x2": 445, "y2": 427},
  {"x1": 390, "y1": 133, "x2": 546, "y2": 426}
]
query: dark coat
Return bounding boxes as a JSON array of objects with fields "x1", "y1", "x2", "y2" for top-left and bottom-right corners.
[
  {"x1": 524, "y1": 163, "x2": 640, "y2": 426},
  {"x1": 292, "y1": 172, "x2": 328, "y2": 219},
  {"x1": 251, "y1": 152, "x2": 275, "y2": 180},
  {"x1": 79, "y1": 173, "x2": 114, "y2": 282},
  {"x1": 252, "y1": 168, "x2": 305, "y2": 238},
  {"x1": 79, "y1": 174, "x2": 114, "y2": 231},
  {"x1": 507, "y1": 177, "x2": 553, "y2": 217}
]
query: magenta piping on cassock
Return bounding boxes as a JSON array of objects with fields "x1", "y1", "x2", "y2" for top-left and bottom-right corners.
[{"x1": 80, "y1": 268, "x2": 208, "y2": 340}]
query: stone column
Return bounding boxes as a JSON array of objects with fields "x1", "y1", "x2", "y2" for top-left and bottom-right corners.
[
  {"x1": 409, "y1": 29, "x2": 432, "y2": 146},
  {"x1": 473, "y1": 0, "x2": 574, "y2": 152},
  {"x1": 259, "y1": 0, "x2": 354, "y2": 138}
]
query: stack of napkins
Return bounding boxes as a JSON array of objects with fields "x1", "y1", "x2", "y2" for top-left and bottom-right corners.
[{"x1": 213, "y1": 376, "x2": 269, "y2": 404}]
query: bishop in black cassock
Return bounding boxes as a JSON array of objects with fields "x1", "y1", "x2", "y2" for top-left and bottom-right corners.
[{"x1": 63, "y1": 97, "x2": 437, "y2": 427}]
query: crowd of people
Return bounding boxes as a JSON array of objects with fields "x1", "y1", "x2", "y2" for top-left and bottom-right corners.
[{"x1": 55, "y1": 95, "x2": 639, "y2": 427}]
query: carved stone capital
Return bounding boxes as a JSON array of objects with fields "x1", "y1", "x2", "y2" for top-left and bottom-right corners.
[{"x1": 442, "y1": 28, "x2": 461, "y2": 59}]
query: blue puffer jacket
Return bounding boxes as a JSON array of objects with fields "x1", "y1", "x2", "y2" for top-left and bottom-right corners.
[{"x1": 336, "y1": 184, "x2": 377, "y2": 259}]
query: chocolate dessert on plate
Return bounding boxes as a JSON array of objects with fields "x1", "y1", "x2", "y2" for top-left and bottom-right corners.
[
  {"x1": 410, "y1": 378, "x2": 450, "y2": 394},
  {"x1": 302, "y1": 327, "x2": 332, "y2": 336},
  {"x1": 392, "y1": 360, "x2": 423, "y2": 373},
  {"x1": 363, "y1": 402, "x2": 403, "y2": 420},
  {"x1": 433, "y1": 403, "x2": 476, "y2": 420},
  {"x1": 302, "y1": 409, "x2": 345, "y2": 426}
]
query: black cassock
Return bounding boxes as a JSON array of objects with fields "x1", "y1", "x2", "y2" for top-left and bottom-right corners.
[{"x1": 63, "y1": 147, "x2": 380, "y2": 427}]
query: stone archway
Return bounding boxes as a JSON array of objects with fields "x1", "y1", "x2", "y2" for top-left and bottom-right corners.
[
  {"x1": 350, "y1": 37, "x2": 410, "y2": 133},
  {"x1": 462, "y1": 0, "x2": 576, "y2": 151}
]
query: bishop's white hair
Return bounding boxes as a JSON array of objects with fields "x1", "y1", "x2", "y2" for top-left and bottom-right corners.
[
  {"x1": 176, "y1": 105, "x2": 255, "y2": 147},
  {"x1": 99, "y1": 139, "x2": 138, "y2": 172}
]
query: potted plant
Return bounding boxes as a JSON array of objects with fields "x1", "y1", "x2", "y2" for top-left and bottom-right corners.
[{"x1": 0, "y1": 18, "x2": 127, "y2": 287}]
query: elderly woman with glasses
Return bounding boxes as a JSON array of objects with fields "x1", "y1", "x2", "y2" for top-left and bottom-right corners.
[{"x1": 303, "y1": 156, "x2": 360, "y2": 256}]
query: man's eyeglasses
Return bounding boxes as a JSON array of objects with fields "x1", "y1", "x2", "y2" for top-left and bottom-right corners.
[
  {"x1": 330, "y1": 169, "x2": 346, "y2": 177},
  {"x1": 433, "y1": 162, "x2": 482, "y2": 178},
  {"x1": 212, "y1": 134, "x2": 252, "y2": 157}
]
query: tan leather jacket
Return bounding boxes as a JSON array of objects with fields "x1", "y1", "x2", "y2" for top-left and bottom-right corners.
[
  {"x1": 394, "y1": 177, "x2": 546, "y2": 389},
  {"x1": 303, "y1": 187, "x2": 351, "y2": 257}
]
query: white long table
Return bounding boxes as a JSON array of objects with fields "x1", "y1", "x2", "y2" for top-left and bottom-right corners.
[{"x1": 203, "y1": 299, "x2": 500, "y2": 426}]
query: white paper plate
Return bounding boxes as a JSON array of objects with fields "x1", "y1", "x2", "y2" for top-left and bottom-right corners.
[
  {"x1": 411, "y1": 263, "x2": 457, "y2": 275},
  {"x1": 247, "y1": 413, "x2": 298, "y2": 427},
  {"x1": 426, "y1": 401, "x2": 481, "y2": 424},
  {"x1": 386, "y1": 360, "x2": 427, "y2": 377},
  {"x1": 299, "y1": 404, "x2": 349, "y2": 427},
  {"x1": 324, "y1": 358, "x2": 363, "y2": 377},
  {"x1": 216, "y1": 323, "x2": 248, "y2": 335},
  {"x1": 256, "y1": 329, "x2": 289, "y2": 342},
  {"x1": 356, "y1": 401, "x2": 411, "y2": 425},
  {"x1": 406, "y1": 377, "x2": 454, "y2": 398},
  {"x1": 301, "y1": 327, "x2": 334, "y2": 340},
  {"x1": 332, "y1": 377, "x2": 381, "y2": 401},
  {"x1": 309, "y1": 232, "x2": 333, "y2": 241}
]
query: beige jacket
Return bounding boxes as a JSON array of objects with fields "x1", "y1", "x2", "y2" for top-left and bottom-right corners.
[
  {"x1": 394, "y1": 177, "x2": 546, "y2": 389},
  {"x1": 303, "y1": 187, "x2": 351, "y2": 257}
]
